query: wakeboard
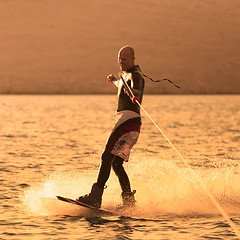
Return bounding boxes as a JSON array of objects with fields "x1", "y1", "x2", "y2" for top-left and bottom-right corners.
[{"x1": 56, "y1": 196, "x2": 116, "y2": 216}]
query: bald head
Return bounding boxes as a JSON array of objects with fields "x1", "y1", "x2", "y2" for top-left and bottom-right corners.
[
  {"x1": 118, "y1": 46, "x2": 135, "y2": 71},
  {"x1": 119, "y1": 46, "x2": 135, "y2": 58}
]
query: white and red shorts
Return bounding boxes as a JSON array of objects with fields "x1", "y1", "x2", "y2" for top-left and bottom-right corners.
[{"x1": 105, "y1": 110, "x2": 141, "y2": 162}]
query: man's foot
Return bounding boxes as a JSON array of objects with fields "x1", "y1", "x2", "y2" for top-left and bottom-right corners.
[
  {"x1": 77, "y1": 183, "x2": 104, "y2": 209},
  {"x1": 115, "y1": 190, "x2": 136, "y2": 212}
]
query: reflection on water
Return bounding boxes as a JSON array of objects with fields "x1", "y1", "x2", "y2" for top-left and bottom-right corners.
[{"x1": 0, "y1": 95, "x2": 240, "y2": 239}]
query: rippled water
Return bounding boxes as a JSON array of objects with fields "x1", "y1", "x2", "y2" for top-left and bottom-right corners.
[{"x1": 0, "y1": 95, "x2": 240, "y2": 239}]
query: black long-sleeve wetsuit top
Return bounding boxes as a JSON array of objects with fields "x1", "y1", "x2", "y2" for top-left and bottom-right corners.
[{"x1": 117, "y1": 65, "x2": 145, "y2": 115}]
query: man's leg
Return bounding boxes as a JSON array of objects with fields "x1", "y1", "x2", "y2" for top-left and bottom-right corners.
[
  {"x1": 96, "y1": 151, "x2": 115, "y2": 188},
  {"x1": 112, "y1": 156, "x2": 136, "y2": 209},
  {"x1": 76, "y1": 151, "x2": 114, "y2": 208},
  {"x1": 111, "y1": 156, "x2": 131, "y2": 193}
]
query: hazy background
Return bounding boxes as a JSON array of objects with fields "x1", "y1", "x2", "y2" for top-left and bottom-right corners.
[{"x1": 0, "y1": 0, "x2": 239, "y2": 94}]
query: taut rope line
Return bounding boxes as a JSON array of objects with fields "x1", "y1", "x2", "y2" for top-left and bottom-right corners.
[{"x1": 120, "y1": 75, "x2": 240, "y2": 238}]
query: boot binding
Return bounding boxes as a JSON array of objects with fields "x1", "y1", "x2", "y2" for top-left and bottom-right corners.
[{"x1": 77, "y1": 183, "x2": 104, "y2": 209}]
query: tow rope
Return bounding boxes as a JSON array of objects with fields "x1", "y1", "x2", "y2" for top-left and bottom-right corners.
[
  {"x1": 142, "y1": 73, "x2": 181, "y2": 89},
  {"x1": 119, "y1": 74, "x2": 240, "y2": 239}
]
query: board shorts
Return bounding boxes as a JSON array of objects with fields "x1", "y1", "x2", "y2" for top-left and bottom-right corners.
[{"x1": 104, "y1": 110, "x2": 141, "y2": 162}]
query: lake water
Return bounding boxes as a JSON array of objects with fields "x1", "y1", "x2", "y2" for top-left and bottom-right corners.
[{"x1": 0, "y1": 94, "x2": 240, "y2": 239}]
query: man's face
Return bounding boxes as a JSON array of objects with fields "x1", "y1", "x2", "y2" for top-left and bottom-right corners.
[{"x1": 118, "y1": 50, "x2": 135, "y2": 71}]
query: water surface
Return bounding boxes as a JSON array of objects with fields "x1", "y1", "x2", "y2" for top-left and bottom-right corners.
[{"x1": 0, "y1": 95, "x2": 240, "y2": 239}]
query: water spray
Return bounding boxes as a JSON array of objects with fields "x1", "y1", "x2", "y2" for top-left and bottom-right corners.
[{"x1": 120, "y1": 75, "x2": 240, "y2": 238}]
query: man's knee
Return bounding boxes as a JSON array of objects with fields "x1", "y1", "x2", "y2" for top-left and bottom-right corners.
[{"x1": 101, "y1": 150, "x2": 115, "y2": 164}]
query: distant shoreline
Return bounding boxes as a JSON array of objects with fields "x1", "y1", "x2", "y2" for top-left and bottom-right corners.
[{"x1": 0, "y1": 93, "x2": 239, "y2": 95}]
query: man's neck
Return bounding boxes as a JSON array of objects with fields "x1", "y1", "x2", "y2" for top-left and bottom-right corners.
[{"x1": 124, "y1": 65, "x2": 136, "y2": 72}]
